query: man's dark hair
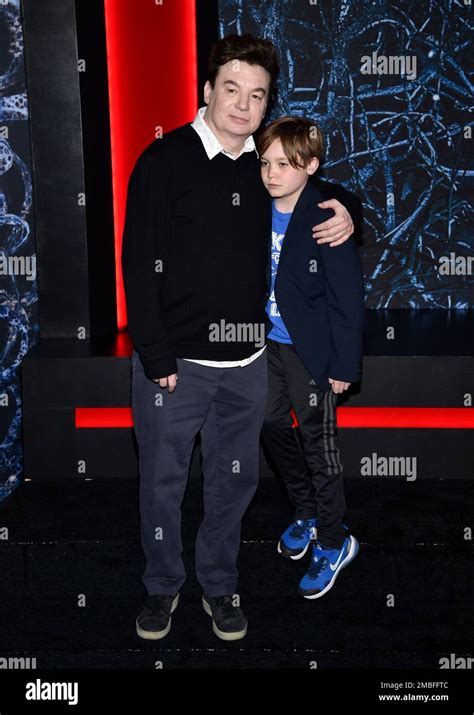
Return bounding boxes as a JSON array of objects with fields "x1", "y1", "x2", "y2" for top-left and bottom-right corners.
[{"x1": 207, "y1": 34, "x2": 280, "y2": 107}]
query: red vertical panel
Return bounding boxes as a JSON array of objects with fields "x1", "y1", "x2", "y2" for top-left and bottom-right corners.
[{"x1": 104, "y1": 0, "x2": 198, "y2": 331}]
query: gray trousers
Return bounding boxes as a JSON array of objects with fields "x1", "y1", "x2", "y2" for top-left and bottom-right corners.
[{"x1": 131, "y1": 348, "x2": 268, "y2": 598}]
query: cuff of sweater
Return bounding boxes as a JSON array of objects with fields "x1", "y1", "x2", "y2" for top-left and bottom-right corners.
[{"x1": 141, "y1": 355, "x2": 178, "y2": 382}]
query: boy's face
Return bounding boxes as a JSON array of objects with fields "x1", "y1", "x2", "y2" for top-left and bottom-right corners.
[
  {"x1": 260, "y1": 139, "x2": 318, "y2": 202},
  {"x1": 203, "y1": 61, "x2": 270, "y2": 140}
]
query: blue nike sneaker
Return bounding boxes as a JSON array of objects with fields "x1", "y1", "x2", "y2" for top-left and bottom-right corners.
[
  {"x1": 277, "y1": 518, "x2": 317, "y2": 560},
  {"x1": 298, "y1": 535, "x2": 359, "y2": 599}
]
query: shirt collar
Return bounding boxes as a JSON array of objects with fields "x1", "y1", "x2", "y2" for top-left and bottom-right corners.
[{"x1": 191, "y1": 106, "x2": 258, "y2": 160}]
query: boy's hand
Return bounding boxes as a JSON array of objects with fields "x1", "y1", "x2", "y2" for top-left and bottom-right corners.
[
  {"x1": 328, "y1": 378, "x2": 351, "y2": 394},
  {"x1": 152, "y1": 373, "x2": 178, "y2": 393},
  {"x1": 313, "y1": 199, "x2": 353, "y2": 246}
]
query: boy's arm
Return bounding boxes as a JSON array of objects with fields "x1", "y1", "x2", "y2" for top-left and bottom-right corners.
[
  {"x1": 317, "y1": 232, "x2": 365, "y2": 384},
  {"x1": 121, "y1": 148, "x2": 177, "y2": 381}
]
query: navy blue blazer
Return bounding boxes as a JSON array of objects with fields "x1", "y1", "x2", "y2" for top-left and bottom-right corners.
[{"x1": 267, "y1": 180, "x2": 365, "y2": 391}]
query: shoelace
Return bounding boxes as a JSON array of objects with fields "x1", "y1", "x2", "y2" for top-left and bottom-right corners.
[
  {"x1": 289, "y1": 519, "x2": 314, "y2": 539},
  {"x1": 308, "y1": 553, "x2": 329, "y2": 579}
]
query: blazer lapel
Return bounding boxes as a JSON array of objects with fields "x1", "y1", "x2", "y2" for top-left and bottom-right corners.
[{"x1": 278, "y1": 182, "x2": 318, "y2": 264}]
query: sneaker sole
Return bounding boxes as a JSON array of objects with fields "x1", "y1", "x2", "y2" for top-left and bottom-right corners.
[
  {"x1": 300, "y1": 536, "x2": 359, "y2": 600},
  {"x1": 136, "y1": 593, "x2": 179, "y2": 640},
  {"x1": 277, "y1": 540, "x2": 310, "y2": 561},
  {"x1": 202, "y1": 597, "x2": 247, "y2": 641}
]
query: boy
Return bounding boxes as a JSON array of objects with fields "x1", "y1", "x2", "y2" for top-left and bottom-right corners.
[{"x1": 257, "y1": 116, "x2": 365, "y2": 599}]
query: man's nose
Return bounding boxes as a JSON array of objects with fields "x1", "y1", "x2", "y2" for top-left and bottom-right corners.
[{"x1": 235, "y1": 94, "x2": 250, "y2": 112}]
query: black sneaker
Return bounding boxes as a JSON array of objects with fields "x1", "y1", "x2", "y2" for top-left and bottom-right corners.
[
  {"x1": 135, "y1": 593, "x2": 179, "y2": 640},
  {"x1": 202, "y1": 594, "x2": 247, "y2": 641}
]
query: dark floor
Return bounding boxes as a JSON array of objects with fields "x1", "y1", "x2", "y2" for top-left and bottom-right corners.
[{"x1": 0, "y1": 473, "x2": 472, "y2": 669}]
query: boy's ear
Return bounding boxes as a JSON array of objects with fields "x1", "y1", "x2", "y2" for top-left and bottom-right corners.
[{"x1": 307, "y1": 157, "x2": 319, "y2": 175}]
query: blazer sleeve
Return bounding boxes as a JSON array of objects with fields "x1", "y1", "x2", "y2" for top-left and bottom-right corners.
[
  {"x1": 318, "y1": 233, "x2": 365, "y2": 383},
  {"x1": 121, "y1": 147, "x2": 177, "y2": 381}
]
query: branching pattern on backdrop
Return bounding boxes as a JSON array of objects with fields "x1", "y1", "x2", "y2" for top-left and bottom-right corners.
[
  {"x1": 0, "y1": 0, "x2": 36, "y2": 499},
  {"x1": 220, "y1": 0, "x2": 473, "y2": 308}
]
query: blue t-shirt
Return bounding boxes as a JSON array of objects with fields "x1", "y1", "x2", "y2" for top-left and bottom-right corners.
[{"x1": 266, "y1": 201, "x2": 293, "y2": 343}]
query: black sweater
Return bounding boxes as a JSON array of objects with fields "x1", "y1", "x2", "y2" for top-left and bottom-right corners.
[{"x1": 121, "y1": 123, "x2": 362, "y2": 380}]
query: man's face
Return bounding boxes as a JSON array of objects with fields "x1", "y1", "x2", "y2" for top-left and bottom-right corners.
[
  {"x1": 260, "y1": 139, "x2": 318, "y2": 201},
  {"x1": 203, "y1": 60, "x2": 270, "y2": 140}
]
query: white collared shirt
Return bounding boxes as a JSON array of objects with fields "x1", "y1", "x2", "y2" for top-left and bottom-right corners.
[
  {"x1": 182, "y1": 107, "x2": 265, "y2": 368},
  {"x1": 190, "y1": 105, "x2": 258, "y2": 160}
]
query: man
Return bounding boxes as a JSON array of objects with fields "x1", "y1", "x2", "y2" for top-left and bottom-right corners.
[{"x1": 121, "y1": 34, "x2": 358, "y2": 642}]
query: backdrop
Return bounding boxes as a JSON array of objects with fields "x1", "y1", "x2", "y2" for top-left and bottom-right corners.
[
  {"x1": 0, "y1": 0, "x2": 473, "y2": 496},
  {"x1": 0, "y1": 0, "x2": 36, "y2": 500},
  {"x1": 219, "y1": 0, "x2": 474, "y2": 308}
]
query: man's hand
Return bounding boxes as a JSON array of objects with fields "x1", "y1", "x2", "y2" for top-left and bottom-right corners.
[
  {"x1": 328, "y1": 378, "x2": 351, "y2": 395},
  {"x1": 313, "y1": 199, "x2": 353, "y2": 247},
  {"x1": 152, "y1": 373, "x2": 178, "y2": 393}
]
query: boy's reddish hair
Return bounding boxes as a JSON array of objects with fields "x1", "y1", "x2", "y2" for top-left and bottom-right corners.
[{"x1": 257, "y1": 115, "x2": 324, "y2": 168}]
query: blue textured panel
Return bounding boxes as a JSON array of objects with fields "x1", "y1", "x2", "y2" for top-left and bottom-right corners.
[
  {"x1": 219, "y1": 0, "x2": 474, "y2": 308},
  {"x1": 0, "y1": 0, "x2": 37, "y2": 499}
]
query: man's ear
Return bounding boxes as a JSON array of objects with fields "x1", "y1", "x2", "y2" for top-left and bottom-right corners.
[
  {"x1": 203, "y1": 80, "x2": 211, "y2": 104},
  {"x1": 307, "y1": 157, "x2": 319, "y2": 176}
]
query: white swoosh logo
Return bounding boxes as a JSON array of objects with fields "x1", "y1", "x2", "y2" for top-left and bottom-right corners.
[{"x1": 329, "y1": 549, "x2": 345, "y2": 571}]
